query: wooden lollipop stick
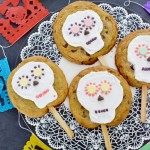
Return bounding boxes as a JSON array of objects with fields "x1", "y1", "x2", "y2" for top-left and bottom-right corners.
[
  {"x1": 141, "y1": 85, "x2": 148, "y2": 123},
  {"x1": 98, "y1": 56, "x2": 112, "y2": 150},
  {"x1": 101, "y1": 124, "x2": 112, "y2": 150},
  {"x1": 48, "y1": 106, "x2": 74, "y2": 138}
]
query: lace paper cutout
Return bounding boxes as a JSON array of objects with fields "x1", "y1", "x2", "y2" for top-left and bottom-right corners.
[
  {"x1": 21, "y1": 12, "x2": 61, "y2": 65},
  {"x1": 21, "y1": 3, "x2": 150, "y2": 150},
  {"x1": 0, "y1": 58, "x2": 13, "y2": 112},
  {"x1": 0, "y1": 0, "x2": 49, "y2": 44}
]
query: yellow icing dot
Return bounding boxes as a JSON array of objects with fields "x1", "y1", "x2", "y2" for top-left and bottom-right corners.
[
  {"x1": 101, "y1": 83, "x2": 110, "y2": 92},
  {"x1": 87, "y1": 85, "x2": 96, "y2": 94},
  {"x1": 20, "y1": 78, "x2": 28, "y2": 86},
  {"x1": 34, "y1": 68, "x2": 42, "y2": 77}
]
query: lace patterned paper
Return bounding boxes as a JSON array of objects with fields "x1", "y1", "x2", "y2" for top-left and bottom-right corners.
[{"x1": 21, "y1": 3, "x2": 150, "y2": 150}]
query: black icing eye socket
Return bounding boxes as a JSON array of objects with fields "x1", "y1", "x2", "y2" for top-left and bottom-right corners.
[
  {"x1": 81, "y1": 16, "x2": 96, "y2": 30},
  {"x1": 31, "y1": 65, "x2": 44, "y2": 79},
  {"x1": 68, "y1": 22, "x2": 83, "y2": 37},
  {"x1": 17, "y1": 75, "x2": 31, "y2": 89}
]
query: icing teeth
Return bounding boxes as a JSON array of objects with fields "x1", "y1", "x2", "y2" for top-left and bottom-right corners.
[{"x1": 94, "y1": 109, "x2": 109, "y2": 114}]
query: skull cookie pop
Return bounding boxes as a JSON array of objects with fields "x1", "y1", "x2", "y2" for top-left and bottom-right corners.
[
  {"x1": 69, "y1": 66, "x2": 132, "y2": 127},
  {"x1": 7, "y1": 56, "x2": 74, "y2": 138},
  {"x1": 69, "y1": 66, "x2": 132, "y2": 149},
  {"x1": 53, "y1": 1, "x2": 118, "y2": 65},
  {"x1": 116, "y1": 29, "x2": 150, "y2": 123}
]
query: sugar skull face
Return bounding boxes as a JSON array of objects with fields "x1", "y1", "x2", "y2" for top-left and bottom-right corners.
[
  {"x1": 62, "y1": 10, "x2": 104, "y2": 55},
  {"x1": 12, "y1": 62, "x2": 58, "y2": 109},
  {"x1": 128, "y1": 35, "x2": 150, "y2": 82},
  {"x1": 77, "y1": 71, "x2": 123, "y2": 124}
]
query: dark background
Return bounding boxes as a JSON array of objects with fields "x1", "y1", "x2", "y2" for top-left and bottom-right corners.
[{"x1": 0, "y1": 0, "x2": 149, "y2": 149}]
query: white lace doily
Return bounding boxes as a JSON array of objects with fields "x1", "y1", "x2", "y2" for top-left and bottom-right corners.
[{"x1": 21, "y1": 3, "x2": 150, "y2": 150}]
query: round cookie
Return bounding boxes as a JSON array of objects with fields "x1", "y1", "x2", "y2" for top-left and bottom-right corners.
[
  {"x1": 69, "y1": 66, "x2": 132, "y2": 128},
  {"x1": 7, "y1": 56, "x2": 68, "y2": 118},
  {"x1": 115, "y1": 29, "x2": 150, "y2": 87},
  {"x1": 53, "y1": 1, "x2": 118, "y2": 65}
]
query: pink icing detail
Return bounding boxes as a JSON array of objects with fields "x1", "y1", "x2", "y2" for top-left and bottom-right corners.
[
  {"x1": 99, "y1": 80, "x2": 112, "y2": 95},
  {"x1": 84, "y1": 82, "x2": 99, "y2": 96},
  {"x1": 84, "y1": 18, "x2": 93, "y2": 27},
  {"x1": 134, "y1": 44, "x2": 150, "y2": 59},
  {"x1": 36, "y1": 89, "x2": 49, "y2": 99},
  {"x1": 71, "y1": 25, "x2": 80, "y2": 34}
]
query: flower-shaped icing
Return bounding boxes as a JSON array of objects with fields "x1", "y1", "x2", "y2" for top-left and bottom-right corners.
[
  {"x1": 134, "y1": 44, "x2": 150, "y2": 58},
  {"x1": 17, "y1": 75, "x2": 31, "y2": 89},
  {"x1": 99, "y1": 80, "x2": 112, "y2": 95},
  {"x1": 85, "y1": 82, "x2": 99, "y2": 96}
]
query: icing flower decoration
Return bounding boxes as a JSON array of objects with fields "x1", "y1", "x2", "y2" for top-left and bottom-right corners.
[
  {"x1": 68, "y1": 22, "x2": 83, "y2": 36},
  {"x1": 99, "y1": 80, "x2": 112, "y2": 95},
  {"x1": 17, "y1": 75, "x2": 31, "y2": 89},
  {"x1": 134, "y1": 44, "x2": 150, "y2": 58},
  {"x1": 31, "y1": 65, "x2": 44, "y2": 79},
  {"x1": 81, "y1": 16, "x2": 96, "y2": 30},
  {"x1": 85, "y1": 82, "x2": 99, "y2": 96},
  {"x1": 144, "y1": 1, "x2": 150, "y2": 14}
]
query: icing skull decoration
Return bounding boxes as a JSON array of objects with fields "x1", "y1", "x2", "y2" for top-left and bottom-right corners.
[
  {"x1": 62, "y1": 10, "x2": 104, "y2": 55},
  {"x1": 128, "y1": 35, "x2": 150, "y2": 82},
  {"x1": 77, "y1": 71, "x2": 123, "y2": 124},
  {"x1": 12, "y1": 62, "x2": 58, "y2": 109}
]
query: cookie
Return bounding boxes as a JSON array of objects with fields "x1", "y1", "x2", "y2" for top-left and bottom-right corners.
[
  {"x1": 53, "y1": 1, "x2": 118, "y2": 65},
  {"x1": 69, "y1": 66, "x2": 132, "y2": 128},
  {"x1": 7, "y1": 56, "x2": 68, "y2": 118},
  {"x1": 115, "y1": 29, "x2": 150, "y2": 87}
]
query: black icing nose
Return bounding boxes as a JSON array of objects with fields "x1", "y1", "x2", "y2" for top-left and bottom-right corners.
[
  {"x1": 33, "y1": 81, "x2": 39, "y2": 86},
  {"x1": 84, "y1": 30, "x2": 90, "y2": 35},
  {"x1": 98, "y1": 95, "x2": 104, "y2": 101}
]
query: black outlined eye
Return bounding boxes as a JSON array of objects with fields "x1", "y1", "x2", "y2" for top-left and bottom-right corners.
[
  {"x1": 81, "y1": 16, "x2": 96, "y2": 30},
  {"x1": 68, "y1": 22, "x2": 83, "y2": 37},
  {"x1": 17, "y1": 75, "x2": 31, "y2": 89},
  {"x1": 31, "y1": 65, "x2": 44, "y2": 79}
]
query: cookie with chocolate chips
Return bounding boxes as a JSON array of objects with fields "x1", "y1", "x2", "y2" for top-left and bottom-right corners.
[
  {"x1": 115, "y1": 29, "x2": 150, "y2": 87},
  {"x1": 69, "y1": 66, "x2": 132, "y2": 128},
  {"x1": 7, "y1": 56, "x2": 68, "y2": 118},
  {"x1": 53, "y1": 1, "x2": 118, "y2": 65}
]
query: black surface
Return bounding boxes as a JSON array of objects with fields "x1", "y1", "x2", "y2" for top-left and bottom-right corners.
[{"x1": 0, "y1": 0, "x2": 149, "y2": 150}]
